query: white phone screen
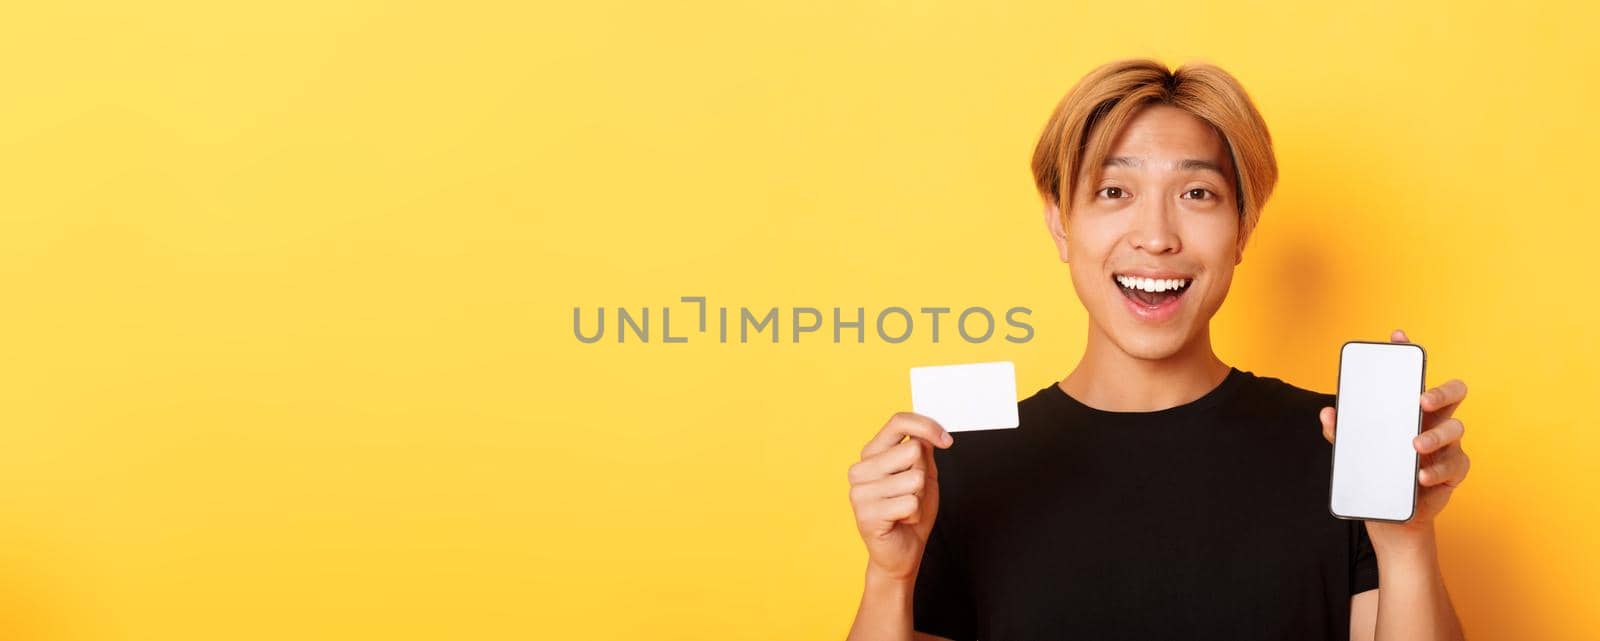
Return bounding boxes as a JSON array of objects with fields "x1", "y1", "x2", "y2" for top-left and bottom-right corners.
[{"x1": 1330, "y1": 341, "x2": 1426, "y2": 521}]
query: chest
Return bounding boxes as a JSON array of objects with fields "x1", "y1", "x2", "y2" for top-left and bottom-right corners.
[{"x1": 941, "y1": 425, "x2": 1351, "y2": 638}]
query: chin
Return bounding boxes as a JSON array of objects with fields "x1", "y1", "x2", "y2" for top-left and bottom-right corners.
[{"x1": 1109, "y1": 326, "x2": 1194, "y2": 361}]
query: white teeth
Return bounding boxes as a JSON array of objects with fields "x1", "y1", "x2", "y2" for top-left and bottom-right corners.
[{"x1": 1116, "y1": 275, "x2": 1191, "y2": 293}]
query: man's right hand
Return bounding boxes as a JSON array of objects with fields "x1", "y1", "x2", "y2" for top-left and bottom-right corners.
[{"x1": 848, "y1": 411, "x2": 954, "y2": 583}]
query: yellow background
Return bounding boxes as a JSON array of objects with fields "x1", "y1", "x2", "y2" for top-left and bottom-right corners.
[{"x1": 1, "y1": 1, "x2": 1595, "y2": 639}]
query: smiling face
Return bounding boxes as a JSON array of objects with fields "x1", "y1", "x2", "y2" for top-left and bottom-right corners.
[{"x1": 1044, "y1": 103, "x2": 1243, "y2": 361}]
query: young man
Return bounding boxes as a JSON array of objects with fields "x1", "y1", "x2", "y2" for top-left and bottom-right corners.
[{"x1": 844, "y1": 59, "x2": 1472, "y2": 641}]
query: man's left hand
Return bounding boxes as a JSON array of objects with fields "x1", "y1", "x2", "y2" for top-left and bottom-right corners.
[{"x1": 1319, "y1": 328, "x2": 1471, "y2": 543}]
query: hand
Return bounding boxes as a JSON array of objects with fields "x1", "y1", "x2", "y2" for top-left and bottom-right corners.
[
  {"x1": 1320, "y1": 329, "x2": 1471, "y2": 541},
  {"x1": 848, "y1": 412, "x2": 953, "y2": 583}
]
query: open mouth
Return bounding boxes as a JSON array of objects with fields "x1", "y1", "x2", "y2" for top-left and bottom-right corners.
[{"x1": 1113, "y1": 273, "x2": 1193, "y2": 308}]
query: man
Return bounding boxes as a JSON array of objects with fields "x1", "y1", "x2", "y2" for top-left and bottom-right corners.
[{"x1": 844, "y1": 59, "x2": 1471, "y2": 640}]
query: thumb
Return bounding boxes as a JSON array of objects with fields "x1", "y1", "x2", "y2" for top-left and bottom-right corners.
[{"x1": 1320, "y1": 406, "x2": 1336, "y2": 444}]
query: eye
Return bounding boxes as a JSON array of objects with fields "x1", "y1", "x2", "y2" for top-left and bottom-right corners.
[
  {"x1": 1097, "y1": 186, "x2": 1127, "y2": 199},
  {"x1": 1182, "y1": 188, "x2": 1214, "y2": 200}
]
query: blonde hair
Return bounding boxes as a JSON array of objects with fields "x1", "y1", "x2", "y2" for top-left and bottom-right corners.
[{"x1": 1030, "y1": 59, "x2": 1277, "y2": 253}]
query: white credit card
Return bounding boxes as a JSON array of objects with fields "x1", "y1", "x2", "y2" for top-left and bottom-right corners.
[{"x1": 909, "y1": 361, "x2": 1020, "y2": 432}]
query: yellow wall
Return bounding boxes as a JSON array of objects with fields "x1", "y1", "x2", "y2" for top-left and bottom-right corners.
[{"x1": 1, "y1": 1, "x2": 1595, "y2": 638}]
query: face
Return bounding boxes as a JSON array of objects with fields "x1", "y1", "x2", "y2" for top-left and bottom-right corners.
[{"x1": 1044, "y1": 104, "x2": 1243, "y2": 361}]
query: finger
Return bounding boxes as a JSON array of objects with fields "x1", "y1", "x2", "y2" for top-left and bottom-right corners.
[
  {"x1": 898, "y1": 464, "x2": 934, "y2": 525},
  {"x1": 1421, "y1": 379, "x2": 1468, "y2": 419},
  {"x1": 1391, "y1": 328, "x2": 1409, "y2": 343},
  {"x1": 1419, "y1": 445, "x2": 1470, "y2": 488},
  {"x1": 1320, "y1": 406, "x2": 1335, "y2": 443},
  {"x1": 1417, "y1": 479, "x2": 1458, "y2": 511},
  {"x1": 864, "y1": 494, "x2": 919, "y2": 524},
  {"x1": 850, "y1": 467, "x2": 928, "y2": 504},
  {"x1": 1414, "y1": 418, "x2": 1465, "y2": 454},
  {"x1": 848, "y1": 440, "x2": 923, "y2": 485},
  {"x1": 901, "y1": 496, "x2": 922, "y2": 525},
  {"x1": 894, "y1": 442, "x2": 940, "y2": 526},
  {"x1": 861, "y1": 411, "x2": 952, "y2": 460}
]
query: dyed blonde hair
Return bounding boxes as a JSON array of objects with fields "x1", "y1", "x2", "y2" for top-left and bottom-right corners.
[{"x1": 1030, "y1": 59, "x2": 1277, "y2": 253}]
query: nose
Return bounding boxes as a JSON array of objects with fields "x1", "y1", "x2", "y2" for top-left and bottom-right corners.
[{"x1": 1127, "y1": 197, "x2": 1181, "y2": 255}]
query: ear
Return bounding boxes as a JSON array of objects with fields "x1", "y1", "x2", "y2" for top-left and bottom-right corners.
[{"x1": 1043, "y1": 198, "x2": 1070, "y2": 263}]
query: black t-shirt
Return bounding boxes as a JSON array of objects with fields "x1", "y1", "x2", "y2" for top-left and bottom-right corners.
[{"x1": 912, "y1": 366, "x2": 1379, "y2": 640}]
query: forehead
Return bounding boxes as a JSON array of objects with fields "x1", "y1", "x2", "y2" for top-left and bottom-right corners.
[{"x1": 1102, "y1": 104, "x2": 1231, "y2": 170}]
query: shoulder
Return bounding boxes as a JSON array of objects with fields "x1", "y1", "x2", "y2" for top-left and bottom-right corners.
[
  {"x1": 1229, "y1": 368, "x2": 1335, "y2": 416},
  {"x1": 1222, "y1": 370, "x2": 1336, "y2": 453}
]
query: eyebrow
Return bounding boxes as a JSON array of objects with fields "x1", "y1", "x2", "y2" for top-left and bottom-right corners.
[{"x1": 1103, "y1": 156, "x2": 1227, "y2": 175}]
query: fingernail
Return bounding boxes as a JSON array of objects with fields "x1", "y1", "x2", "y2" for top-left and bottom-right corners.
[{"x1": 942, "y1": 432, "x2": 954, "y2": 446}]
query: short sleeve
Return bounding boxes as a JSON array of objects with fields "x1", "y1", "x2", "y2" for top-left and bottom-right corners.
[
  {"x1": 912, "y1": 514, "x2": 977, "y2": 640},
  {"x1": 1349, "y1": 520, "x2": 1380, "y2": 594}
]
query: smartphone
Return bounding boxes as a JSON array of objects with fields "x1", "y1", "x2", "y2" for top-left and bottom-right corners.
[{"x1": 1329, "y1": 340, "x2": 1426, "y2": 522}]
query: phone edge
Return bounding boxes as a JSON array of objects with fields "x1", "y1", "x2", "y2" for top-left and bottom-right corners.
[{"x1": 1327, "y1": 339, "x2": 1426, "y2": 523}]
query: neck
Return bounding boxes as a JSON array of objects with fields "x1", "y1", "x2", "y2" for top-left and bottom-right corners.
[{"x1": 1059, "y1": 323, "x2": 1232, "y2": 412}]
